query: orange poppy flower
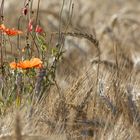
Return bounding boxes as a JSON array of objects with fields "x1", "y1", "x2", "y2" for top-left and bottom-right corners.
[
  {"x1": 34, "y1": 63, "x2": 43, "y2": 68},
  {"x1": 9, "y1": 62, "x2": 20, "y2": 69},
  {"x1": 10, "y1": 58, "x2": 43, "y2": 69},
  {"x1": 18, "y1": 60, "x2": 31, "y2": 69},
  {"x1": 30, "y1": 58, "x2": 43, "y2": 67},
  {"x1": 4, "y1": 28, "x2": 23, "y2": 36},
  {"x1": 0, "y1": 24, "x2": 23, "y2": 36}
]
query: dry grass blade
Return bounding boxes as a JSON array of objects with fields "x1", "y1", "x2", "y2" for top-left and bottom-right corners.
[
  {"x1": 14, "y1": 114, "x2": 22, "y2": 140},
  {"x1": 126, "y1": 84, "x2": 140, "y2": 125},
  {"x1": 91, "y1": 59, "x2": 117, "y2": 69}
]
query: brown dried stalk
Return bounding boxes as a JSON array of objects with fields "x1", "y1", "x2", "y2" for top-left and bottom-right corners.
[
  {"x1": 14, "y1": 114, "x2": 22, "y2": 140},
  {"x1": 0, "y1": 0, "x2": 5, "y2": 76},
  {"x1": 126, "y1": 84, "x2": 140, "y2": 125},
  {"x1": 34, "y1": 68, "x2": 46, "y2": 99}
]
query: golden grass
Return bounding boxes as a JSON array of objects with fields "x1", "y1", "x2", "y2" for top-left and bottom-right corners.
[{"x1": 0, "y1": 0, "x2": 140, "y2": 140}]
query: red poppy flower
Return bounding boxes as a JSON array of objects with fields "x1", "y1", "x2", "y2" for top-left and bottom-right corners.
[
  {"x1": 28, "y1": 19, "x2": 33, "y2": 32},
  {"x1": 28, "y1": 20, "x2": 43, "y2": 33},
  {"x1": 35, "y1": 25, "x2": 43, "y2": 33}
]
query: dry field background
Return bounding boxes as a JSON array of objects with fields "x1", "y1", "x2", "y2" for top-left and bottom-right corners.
[{"x1": 0, "y1": 0, "x2": 140, "y2": 140}]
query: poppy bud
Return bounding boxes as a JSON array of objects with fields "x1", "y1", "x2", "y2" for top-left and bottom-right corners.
[
  {"x1": 22, "y1": 7, "x2": 28, "y2": 16},
  {"x1": 35, "y1": 25, "x2": 43, "y2": 33},
  {"x1": 28, "y1": 19, "x2": 33, "y2": 32},
  {"x1": 22, "y1": 48, "x2": 25, "y2": 52}
]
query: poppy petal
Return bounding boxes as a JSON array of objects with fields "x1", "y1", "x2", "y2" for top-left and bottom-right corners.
[
  {"x1": 9, "y1": 62, "x2": 21, "y2": 69},
  {"x1": 10, "y1": 62, "x2": 17, "y2": 69},
  {"x1": 35, "y1": 25, "x2": 43, "y2": 33},
  {"x1": 18, "y1": 60, "x2": 31, "y2": 69},
  {"x1": 10, "y1": 58, "x2": 43, "y2": 69},
  {"x1": 4, "y1": 28, "x2": 23, "y2": 36},
  {"x1": 30, "y1": 58, "x2": 43, "y2": 67}
]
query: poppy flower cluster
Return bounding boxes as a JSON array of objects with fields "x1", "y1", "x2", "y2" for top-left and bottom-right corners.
[
  {"x1": 10, "y1": 58, "x2": 43, "y2": 69},
  {"x1": 28, "y1": 19, "x2": 43, "y2": 33},
  {"x1": 0, "y1": 24, "x2": 23, "y2": 36}
]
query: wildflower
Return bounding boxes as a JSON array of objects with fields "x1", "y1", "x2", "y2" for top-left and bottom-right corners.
[
  {"x1": 35, "y1": 25, "x2": 43, "y2": 33},
  {"x1": 10, "y1": 62, "x2": 20, "y2": 69},
  {"x1": 10, "y1": 58, "x2": 43, "y2": 69},
  {"x1": 28, "y1": 20, "x2": 43, "y2": 33},
  {"x1": 30, "y1": 58, "x2": 43, "y2": 68},
  {"x1": 28, "y1": 19, "x2": 33, "y2": 32},
  {"x1": 18, "y1": 60, "x2": 31, "y2": 69},
  {"x1": 0, "y1": 24, "x2": 23, "y2": 36},
  {"x1": 4, "y1": 28, "x2": 23, "y2": 36}
]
